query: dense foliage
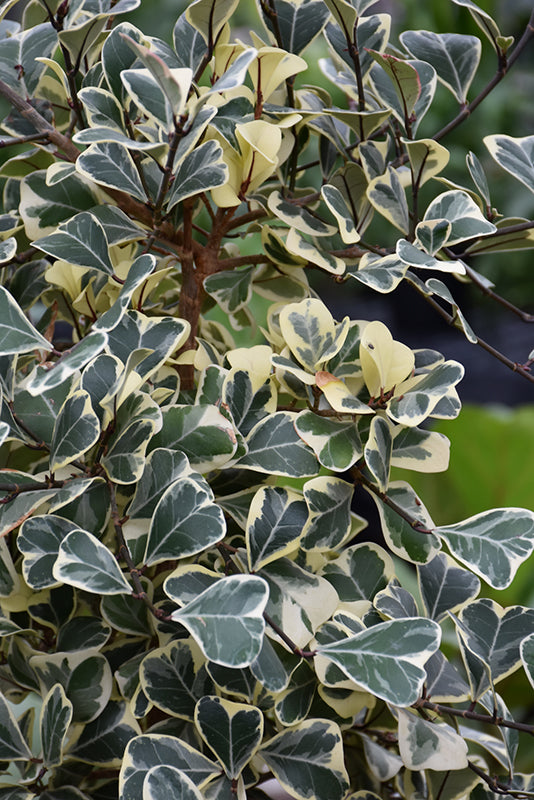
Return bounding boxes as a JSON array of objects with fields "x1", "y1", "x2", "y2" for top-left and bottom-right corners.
[{"x1": 0, "y1": 0, "x2": 534, "y2": 798}]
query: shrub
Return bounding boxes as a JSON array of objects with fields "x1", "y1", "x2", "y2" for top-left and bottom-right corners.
[{"x1": 0, "y1": 1, "x2": 533, "y2": 798}]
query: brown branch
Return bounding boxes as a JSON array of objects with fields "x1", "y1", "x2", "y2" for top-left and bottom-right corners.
[
  {"x1": 406, "y1": 275, "x2": 534, "y2": 383},
  {"x1": 352, "y1": 466, "x2": 435, "y2": 534},
  {"x1": 108, "y1": 481, "x2": 168, "y2": 621},
  {"x1": 415, "y1": 698, "x2": 534, "y2": 736},
  {"x1": 468, "y1": 761, "x2": 534, "y2": 798}
]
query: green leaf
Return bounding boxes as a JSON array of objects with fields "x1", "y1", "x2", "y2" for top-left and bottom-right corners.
[
  {"x1": 397, "y1": 709, "x2": 468, "y2": 771},
  {"x1": 40, "y1": 684, "x2": 73, "y2": 768},
  {"x1": 68, "y1": 700, "x2": 140, "y2": 765},
  {"x1": 102, "y1": 413, "x2": 160, "y2": 484},
  {"x1": 0, "y1": 690, "x2": 32, "y2": 759},
  {"x1": 321, "y1": 0, "x2": 356, "y2": 39},
  {"x1": 94, "y1": 254, "x2": 156, "y2": 333},
  {"x1": 78, "y1": 86, "x2": 125, "y2": 131},
  {"x1": 484, "y1": 134, "x2": 534, "y2": 194},
  {"x1": 368, "y1": 481, "x2": 440, "y2": 565},
  {"x1": 367, "y1": 167, "x2": 409, "y2": 233},
  {"x1": 295, "y1": 411, "x2": 363, "y2": 472},
  {"x1": 128, "y1": 449, "x2": 193, "y2": 519},
  {"x1": 321, "y1": 542, "x2": 394, "y2": 614},
  {"x1": 369, "y1": 59, "x2": 436, "y2": 135},
  {"x1": 400, "y1": 30, "x2": 481, "y2": 103},
  {"x1": 173, "y1": 12, "x2": 207, "y2": 72},
  {"x1": 268, "y1": 191, "x2": 336, "y2": 237},
  {"x1": 56, "y1": 616, "x2": 111, "y2": 652},
  {"x1": 33, "y1": 211, "x2": 114, "y2": 275},
  {"x1": 26, "y1": 332, "x2": 108, "y2": 395},
  {"x1": 261, "y1": 558, "x2": 339, "y2": 649},
  {"x1": 142, "y1": 766, "x2": 203, "y2": 800},
  {"x1": 185, "y1": 0, "x2": 239, "y2": 45},
  {"x1": 437, "y1": 507, "x2": 534, "y2": 589},
  {"x1": 120, "y1": 67, "x2": 173, "y2": 130},
  {"x1": 53, "y1": 529, "x2": 132, "y2": 595},
  {"x1": 397, "y1": 239, "x2": 465, "y2": 275},
  {"x1": 167, "y1": 139, "x2": 228, "y2": 210},
  {"x1": 415, "y1": 218, "x2": 452, "y2": 256},
  {"x1": 520, "y1": 633, "x2": 534, "y2": 690},
  {"x1": 0, "y1": 236, "x2": 16, "y2": 263},
  {"x1": 466, "y1": 150, "x2": 491, "y2": 206},
  {"x1": 101, "y1": 586, "x2": 153, "y2": 637},
  {"x1": 101, "y1": 21, "x2": 144, "y2": 98},
  {"x1": 76, "y1": 142, "x2": 149, "y2": 203},
  {"x1": 364, "y1": 416, "x2": 392, "y2": 493},
  {"x1": 0, "y1": 286, "x2": 51, "y2": 353},
  {"x1": 301, "y1": 476, "x2": 356, "y2": 551},
  {"x1": 450, "y1": 0, "x2": 503, "y2": 49},
  {"x1": 19, "y1": 169, "x2": 99, "y2": 238},
  {"x1": 50, "y1": 390, "x2": 101, "y2": 472},
  {"x1": 423, "y1": 190, "x2": 496, "y2": 245},
  {"x1": 321, "y1": 184, "x2": 360, "y2": 244},
  {"x1": 367, "y1": 51, "x2": 421, "y2": 122},
  {"x1": 391, "y1": 426, "x2": 450, "y2": 473},
  {"x1": 171, "y1": 575, "x2": 268, "y2": 668},
  {"x1": 319, "y1": 617, "x2": 441, "y2": 705},
  {"x1": 246, "y1": 486, "x2": 308, "y2": 571},
  {"x1": 259, "y1": 719, "x2": 349, "y2": 800},
  {"x1": 30, "y1": 650, "x2": 112, "y2": 723},
  {"x1": 274, "y1": 661, "x2": 316, "y2": 726},
  {"x1": 0, "y1": 23, "x2": 57, "y2": 97},
  {"x1": 257, "y1": 0, "x2": 330, "y2": 54},
  {"x1": 120, "y1": 35, "x2": 192, "y2": 116},
  {"x1": 18, "y1": 514, "x2": 80, "y2": 590},
  {"x1": 347, "y1": 253, "x2": 408, "y2": 293},
  {"x1": 284, "y1": 228, "x2": 346, "y2": 274},
  {"x1": 387, "y1": 361, "x2": 464, "y2": 427},
  {"x1": 151, "y1": 405, "x2": 238, "y2": 473},
  {"x1": 239, "y1": 411, "x2": 319, "y2": 477},
  {"x1": 417, "y1": 552, "x2": 480, "y2": 623},
  {"x1": 195, "y1": 696, "x2": 263, "y2": 779},
  {"x1": 455, "y1": 599, "x2": 534, "y2": 685},
  {"x1": 144, "y1": 477, "x2": 226, "y2": 567},
  {"x1": 141, "y1": 640, "x2": 214, "y2": 720},
  {"x1": 203, "y1": 268, "x2": 254, "y2": 315},
  {"x1": 120, "y1": 734, "x2": 219, "y2": 800}
]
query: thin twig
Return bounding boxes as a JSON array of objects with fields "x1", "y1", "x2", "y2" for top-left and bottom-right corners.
[
  {"x1": 415, "y1": 698, "x2": 534, "y2": 735},
  {"x1": 434, "y1": 10, "x2": 534, "y2": 142}
]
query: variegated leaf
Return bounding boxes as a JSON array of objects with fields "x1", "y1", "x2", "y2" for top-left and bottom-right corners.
[
  {"x1": 246, "y1": 486, "x2": 308, "y2": 571},
  {"x1": 302, "y1": 476, "x2": 356, "y2": 551},
  {"x1": 40, "y1": 684, "x2": 73, "y2": 768},
  {"x1": 53, "y1": 529, "x2": 132, "y2": 595},
  {"x1": 397, "y1": 709, "x2": 468, "y2": 770},
  {"x1": 259, "y1": 720, "x2": 349, "y2": 800},
  {"x1": 319, "y1": 617, "x2": 441, "y2": 706},
  {"x1": 50, "y1": 390, "x2": 101, "y2": 472},
  {"x1": 195, "y1": 696, "x2": 263, "y2": 779},
  {"x1": 144, "y1": 477, "x2": 226, "y2": 567},
  {"x1": 120, "y1": 734, "x2": 219, "y2": 800},
  {"x1": 437, "y1": 507, "x2": 534, "y2": 589},
  {"x1": 400, "y1": 30, "x2": 481, "y2": 103},
  {"x1": 171, "y1": 575, "x2": 268, "y2": 668}
]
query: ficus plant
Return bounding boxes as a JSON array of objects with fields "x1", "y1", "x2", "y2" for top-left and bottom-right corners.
[{"x1": 0, "y1": 0, "x2": 534, "y2": 798}]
